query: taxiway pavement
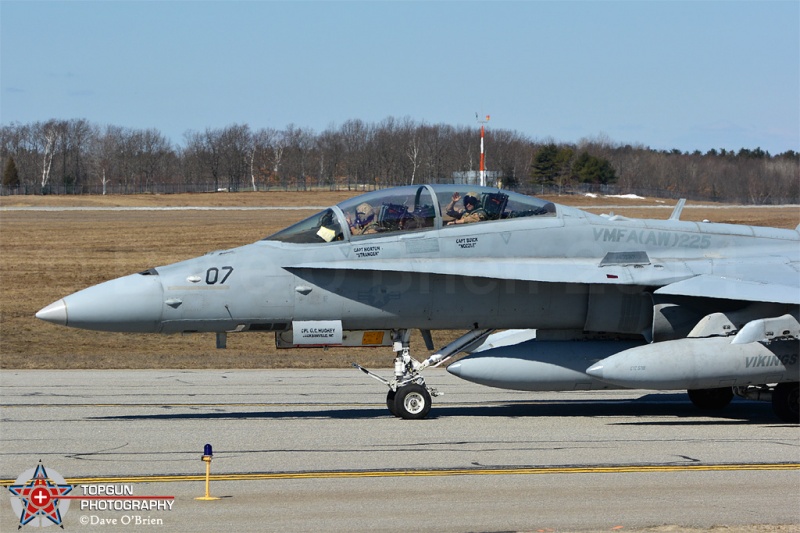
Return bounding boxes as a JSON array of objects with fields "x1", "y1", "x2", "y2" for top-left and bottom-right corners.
[{"x1": 2, "y1": 369, "x2": 798, "y2": 532}]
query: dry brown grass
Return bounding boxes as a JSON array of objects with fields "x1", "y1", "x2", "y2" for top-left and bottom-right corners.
[{"x1": 1, "y1": 191, "x2": 797, "y2": 370}]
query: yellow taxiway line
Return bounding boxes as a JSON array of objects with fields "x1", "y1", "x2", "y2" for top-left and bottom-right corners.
[{"x1": 3, "y1": 463, "x2": 798, "y2": 486}]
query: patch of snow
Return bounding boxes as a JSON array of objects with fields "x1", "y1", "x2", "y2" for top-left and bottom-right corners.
[{"x1": 605, "y1": 194, "x2": 645, "y2": 200}]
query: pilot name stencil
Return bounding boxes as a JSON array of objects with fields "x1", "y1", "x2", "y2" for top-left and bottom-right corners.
[
  {"x1": 354, "y1": 245, "x2": 381, "y2": 257},
  {"x1": 456, "y1": 237, "x2": 479, "y2": 249},
  {"x1": 300, "y1": 327, "x2": 336, "y2": 338},
  {"x1": 293, "y1": 320, "x2": 343, "y2": 344}
]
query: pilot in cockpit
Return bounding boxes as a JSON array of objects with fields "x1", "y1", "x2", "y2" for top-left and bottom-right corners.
[
  {"x1": 445, "y1": 192, "x2": 488, "y2": 225},
  {"x1": 349, "y1": 202, "x2": 381, "y2": 235}
]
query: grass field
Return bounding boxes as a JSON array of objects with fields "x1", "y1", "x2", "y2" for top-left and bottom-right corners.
[{"x1": 1, "y1": 191, "x2": 797, "y2": 369}]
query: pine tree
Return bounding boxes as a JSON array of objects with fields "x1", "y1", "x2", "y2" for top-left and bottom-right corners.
[
  {"x1": 530, "y1": 144, "x2": 560, "y2": 184},
  {"x1": 3, "y1": 157, "x2": 20, "y2": 188},
  {"x1": 573, "y1": 153, "x2": 617, "y2": 185}
]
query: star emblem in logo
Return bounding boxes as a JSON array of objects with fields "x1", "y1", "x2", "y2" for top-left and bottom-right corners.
[{"x1": 8, "y1": 463, "x2": 73, "y2": 528}]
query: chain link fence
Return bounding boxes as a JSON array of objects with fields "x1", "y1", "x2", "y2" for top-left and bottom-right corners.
[{"x1": 0, "y1": 181, "x2": 793, "y2": 205}]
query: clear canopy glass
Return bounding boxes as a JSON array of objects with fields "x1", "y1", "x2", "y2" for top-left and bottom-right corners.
[{"x1": 266, "y1": 184, "x2": 556, "y2": 244}]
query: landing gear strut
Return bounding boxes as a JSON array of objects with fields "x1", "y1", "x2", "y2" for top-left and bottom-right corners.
[{"x1": 354, "y1": 328, "x2": 492, "y2": 419}]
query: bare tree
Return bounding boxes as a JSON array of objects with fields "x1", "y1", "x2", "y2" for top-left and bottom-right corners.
[
  {"x1": 280, "y1": 124, "x2": 316, "y2": 189},
  {"x1": 317, "y1": 127, "x2": 344, "y2": 189},
  {"x1": 250, "y1": 127, "x2": 279, "y2": 190},
  {"x1": 2, "y1": 115, "x2": 798, "y2": 202},
  {"x1": 418, "y1": 123, "x2": 452, "y2": 182},
  {"x1": 35, "y1": 120, "x2": 61, "y2": 191},
  {"x1": 201, "y1": 128, "x2": 223, "y2": 191},
  {"x1": 217, "y1": 124, "x2": 251, "y2": 191},
  {"x1": 340, "y1": 119, "x2": 370, "y2": 189},
  {"x1": 402, "y1": 119, "x2": 421, "y2": 185},
  {"x1": 90, "y1": 125, "x2": 119, "y2": 195}
]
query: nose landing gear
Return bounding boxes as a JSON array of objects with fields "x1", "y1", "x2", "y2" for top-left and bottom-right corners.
[{"x1": 354, "y1": 328, "x2": 492, "y2": 419}]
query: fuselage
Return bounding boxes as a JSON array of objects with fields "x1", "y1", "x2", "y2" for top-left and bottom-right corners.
[{"x1": 37, "y1": 185, "x2": 800, "y2": 341}]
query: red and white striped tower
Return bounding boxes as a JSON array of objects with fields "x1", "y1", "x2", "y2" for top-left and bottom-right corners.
[{"x1": 477, "y1": 114, "x2": 490, "y2": 186}]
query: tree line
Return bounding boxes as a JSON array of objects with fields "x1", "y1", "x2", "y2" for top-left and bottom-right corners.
[{"x1": 1, "y1": 118, "x2": 798, "y2": 203}]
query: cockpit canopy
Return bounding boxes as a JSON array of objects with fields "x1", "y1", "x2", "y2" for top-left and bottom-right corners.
[{"x1": 265, "y1": 184, "x2": 556, "y2": 244}]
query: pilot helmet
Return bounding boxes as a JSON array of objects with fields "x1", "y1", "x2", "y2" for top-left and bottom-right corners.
[
  {"x1": 356, "y1": 202, "x2": 374, "y2": 222},
  {"x1": 463, "y1": 193, "x2": 479, "y2": 208}
]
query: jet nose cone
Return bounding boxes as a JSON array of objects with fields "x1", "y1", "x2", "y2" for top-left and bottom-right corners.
[
  {"x1": 36, "y1": 299, "x2": 68, "y2": 326},
  {"x1": 37, "y1": 273, "x2": 164, "y2": 332}
]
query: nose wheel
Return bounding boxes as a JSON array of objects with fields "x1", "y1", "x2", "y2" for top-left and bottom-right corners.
[
  {"x1": 384, "y1": 382, "x2": 433, "y2": 419},
  {"x1": 392, "y1": 383, "x2": 432, "y2": 419}
]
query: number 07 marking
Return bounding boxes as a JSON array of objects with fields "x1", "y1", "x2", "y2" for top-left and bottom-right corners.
[{"x1": 206, "y1": 266, "x2": 234, "y2": 285}]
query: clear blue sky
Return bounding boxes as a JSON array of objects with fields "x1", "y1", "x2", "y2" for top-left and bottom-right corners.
[{"x1": 2, "y1": 1, "x2": 798, "y2": 154}]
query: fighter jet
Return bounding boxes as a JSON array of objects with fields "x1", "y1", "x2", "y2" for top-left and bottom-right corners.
[{"x1": 36, "y1": 184, "x2": 799, "y2": 422}]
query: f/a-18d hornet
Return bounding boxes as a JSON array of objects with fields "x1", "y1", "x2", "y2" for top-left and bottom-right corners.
[{"x1": 36, "y1": 184, "x2": 799, "y2": 422}]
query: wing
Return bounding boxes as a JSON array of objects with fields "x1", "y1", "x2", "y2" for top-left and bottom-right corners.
[{"x1": 655, "y1": 266, "x2": 800, "y2": 305}]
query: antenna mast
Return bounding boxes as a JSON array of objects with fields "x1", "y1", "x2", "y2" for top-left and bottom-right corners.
[{"x1": 476, "y1": 113, "x2": 490, "y2": 186}]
